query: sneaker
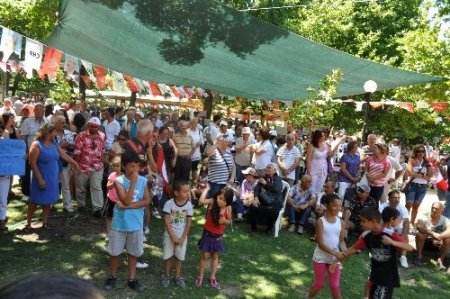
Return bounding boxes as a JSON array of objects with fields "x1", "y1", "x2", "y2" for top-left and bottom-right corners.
[
  {"x1": 144, "y1": 226, "x2": 150, "y2": 235},
  {"x1": 414, "y1": 257, "x2": 424, "y2": 266},
  {"x1": 297, "y1": 225, "x2": 304, "y2": 235},
  {"x1": 104, "y1": 276, "x2": 116, "y2": 290},
  {"x1": 288, "y1": 224, "x2": 295, "y2": 233},
  {"x1": 127, "y1": 279, "x2": 144, "y2": 292},
  {"x1": 136, "y1": 262, "x2": 148, "y2": 269},
  {"x1": 161, "y1": 275, "x2": 170, "y2": 288},
  {"x1": 175, "y1": 276, "x2": 186, "y2": 288},
  {"x1": 399, "y1": 255, "x2": 409, "y2": 268},
  {"x1": 152, "y1": 210, "x2": 162, "y2": 219}
]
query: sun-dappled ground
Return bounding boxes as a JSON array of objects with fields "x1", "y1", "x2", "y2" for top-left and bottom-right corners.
[{"x1": 1, "y1": 188, "x2": 450, "y2": 299}]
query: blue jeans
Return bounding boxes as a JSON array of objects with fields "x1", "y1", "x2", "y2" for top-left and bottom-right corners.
[
  {"x1": 444, "y1": 192, "x2": 450, "y2": 218},
  {"x1": 234, "y1": 199, "x2": 245, "y2": 215},
  {"x1": 287, "y1": 203, "x2": 312, "y2": 226},
  {"x1": 235, "y1": 164, "x2": 249, "y2": 185},
  {"x1": 405, "y1": 182, "x2": 427, "y2": 205},
  {"x1": 207, "y1": 182, "x2": 225, "y2": 198}
]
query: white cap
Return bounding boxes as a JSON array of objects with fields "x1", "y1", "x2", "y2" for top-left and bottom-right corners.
[
  {"x1": 87, "y1": 117, "x2": 101, "y2": 127},
  {"x1": 269, "y1": 129, "x2": 278, "y2": 136},
  {"x1": 219, "y1": 120, "x2": 228, "y2": 126},
  {"x1": 242, "y1": 127, "x2": 251, "y2": 134},
  {"x1": 136, "y1": 111, "x2": 144, "y2": 118}
]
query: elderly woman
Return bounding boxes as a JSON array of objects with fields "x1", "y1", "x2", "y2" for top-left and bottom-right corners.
[
  {"x1": 248, "y1": 162, "x2": 283, "y2": 233},
  {"x1": 25, "y1": 124, "x2": 79, "y2": 229},
  {"x1": 206, "y1": 135, "x2": 236, "y2": 197},
  {"x1": 405, "y1": 145, "x2": 432, "y2": 226},
  {"x1": 337, "y1": 140, "x2": 361, "y2": 203}
]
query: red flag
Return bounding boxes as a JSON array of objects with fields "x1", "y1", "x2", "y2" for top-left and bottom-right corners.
[
  {"x1": 183, "y1": 86, "x2": 192, "y2": 98},
  {"x1": 81, "y1": 75, "x2": 91, "y2": 87},
  {"x1": 38, "y1": 47, "x2": 62, "y2": 80},
  {"x1": 149, "y1": 81, "x2": 161, "y2": 96},
  {"x1": 272, "y1": 101, "x2": 280, "y2": 109},
  {"x1": 170, "y1": 85, "x2": 182, "y2": 98},
  {"x1": 431, "y1": 102, "x2": 447, "y2": 112},
  {"x1": 124, "y1": 75, "x2": 140, "y2": 92},
  {"x1": 398, "y1": 102, "x2": 414, "y2": 113},
  {"x1": 94, "y1": 65, "x2": 107, "y2": 90}
]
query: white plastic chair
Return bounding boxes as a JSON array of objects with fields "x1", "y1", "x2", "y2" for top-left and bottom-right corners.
[{"x1": 274, "y1": 180, "x2": 290, "y2": 237}]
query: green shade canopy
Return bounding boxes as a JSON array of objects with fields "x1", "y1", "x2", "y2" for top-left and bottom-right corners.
[{"x1": 46, "y1": 0, "x2": 445, "y2": 101}]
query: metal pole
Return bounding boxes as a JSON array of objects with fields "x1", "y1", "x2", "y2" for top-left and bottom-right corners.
[{"x1": 361, "y1": 92, "x2": 371, "y2": 145}]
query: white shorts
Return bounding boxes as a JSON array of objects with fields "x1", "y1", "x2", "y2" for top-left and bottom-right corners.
[
  {"x1": 107, "y1": 230, "x2": 144, "y2": 257},
  {"x1": 163, "y1": 233, "x2": 187, "y2": 261}
]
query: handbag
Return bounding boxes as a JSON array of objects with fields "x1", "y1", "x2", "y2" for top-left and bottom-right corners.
[
  {"x1": 400, "y1": 180, "x2": 410, "y2": 193},
  {"x1": 258, "y1": 189, "x2": 274, "y2": 206}
]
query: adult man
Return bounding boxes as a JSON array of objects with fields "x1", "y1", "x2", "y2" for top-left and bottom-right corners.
[
  {"x1": 415, "y1": 201, "x2": 450, "y2": 270},
  {"x1": 286, "y1": 174, "x2": 316, "y2": 234},
  {"x1": 234, "y1": 127, "x2": 254, "y2": 184},
  {"x1": 0, "y1": 98, "x2": 16, "y2": 116},
  {"x1": 379, "y1": 190, "x2": 410, "y2": 268},
  {"x1": 361, "y1": 133, "x2": 377, "y2": 161},
  {"x1": 172, "y1": 120, "x2": 195, "y2": 182},
  {"x1": 74, "y1": 117, "x2": 106, "y2": 216},
  {"x1": 20, "y1": 102, "x2": 48, "y2": 199},
  {"x1": 389, "y1": 139, "x2": 401, "y2": 162},
  {"x1": 277, "y1": 133, "x2": 301, "y2": 186},
  {"x1": 217, "y1": 120, "x2": 234, "y2": 149},
  {"x1": 205, "y1": 114, "x2": 221, "y2": 150},
  {"x1": 343, "y1": 183, "x2": 378, "y2": 239},
  {"x1": 206, "y1": 135, "x2": 236, "y2": 197},
  {"x1": 101, "y1": 108, "x2": 121, "y2": 151},
  {"x1": 114, "y1": 107, "x2": 125, "y2": 128}
]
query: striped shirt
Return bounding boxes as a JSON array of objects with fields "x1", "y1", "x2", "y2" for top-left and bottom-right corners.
[
  {"x1": 208, "y1": 149, "x2": 233, "y2": 184},
  {"x1": 366, "y1": 157, "x2": 390, "y2": 187},
  {"x1": 173, "y1": 133, "x2": 193, "y2": 156},
  {"x1": 277, "y1": 145, "x2": 301, "y2": 180}
]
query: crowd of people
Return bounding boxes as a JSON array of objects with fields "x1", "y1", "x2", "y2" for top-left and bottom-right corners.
[{"x1": 0, "y1": 96, "x2": 450, "y2": 298}]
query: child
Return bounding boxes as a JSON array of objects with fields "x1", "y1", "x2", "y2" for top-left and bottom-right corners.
[
  {"x1": 343, "y1": 207, "x2": 413, "y2": 299},
  {"x1": 162, "y1": 180, "x2": 194, "y2": 288},
  {"x1": 191, "y1": 158, "x2": 209, "y2": 205},
  {"x1": 195, "y1": 185, "x2": 234, "y2": 289},
  {"x1": 381, "y1": 206, "x2": 402, "y2": 231},
  {"x1": 103, "y1": 155, "x2": 121, "y2": 238},
  {"x1": 104, "y1": 151, "x2": 151, "y2": 293},
  {"x1": 235, "y1": 167, "x2": 259, "y2": 221},
  {"x1": 308, "y1": 194, "x2": 346, "y2": 299}
]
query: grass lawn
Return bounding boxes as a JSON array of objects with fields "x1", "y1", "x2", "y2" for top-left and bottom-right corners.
[{"x1": 1, "y1": 193, "x2": 450, "y2": 299}]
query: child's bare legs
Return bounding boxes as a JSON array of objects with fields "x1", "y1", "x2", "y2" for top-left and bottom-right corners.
[
  {"x1": 109, "y1": 255, "x2": 119, "y2": 277},
  {"x1": 127, "y1": 254, "x2": 137, "y2": 280},
  {"x1": 164, "y1": 258, "x2": 172, "y2": 277},
  {"x1": 198, "y1": 252, "x2": 210, "y2": 279},
  {"x1": 174, "y1": 257, "x2": 182, "y2": 278},
  {"x1": 210, "y1": 252, "x2": 219, "y2": 280}
]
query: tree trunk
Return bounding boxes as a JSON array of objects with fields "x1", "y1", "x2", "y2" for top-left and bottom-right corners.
[
  {"x1": 130, "y1": 91, "x2": 137, "y2": 107},
  {"x1": 0, "y1": 71, "x2": 8, "y2": 102}
]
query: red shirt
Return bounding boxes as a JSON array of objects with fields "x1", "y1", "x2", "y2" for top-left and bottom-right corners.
[
  {"x1": 74, "y1": 130, "x2": 106, "y2": 173},
  {"x1": 204, "y1": 208, "x2": 229, "y2": 235}
]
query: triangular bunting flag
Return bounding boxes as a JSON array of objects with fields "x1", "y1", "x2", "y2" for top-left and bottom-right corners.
[
  {"x1": 398, "y1": 102, "x2": 414, "y2": 113},
  {"x1": 124, "y1": 75, "x2": 140, "y2": 92},
  {"x1": 94, "y1": 65, "x2": 107, "y2": 90},
  {"x1": 38, "y1": 47, "x2": 62, "y2": 81},
  {"x1": 416, "y1": 101, "x2": 430, "y2": 109},
  {"x1": 431, "y1": 102, "x2": 447, "y2": 112},
  {"x1": 170, "y1": 85, "x2": 182, "y2": 98},
  {"x1": 149, "y1": 81, "x2": 161, "y2": 96}
]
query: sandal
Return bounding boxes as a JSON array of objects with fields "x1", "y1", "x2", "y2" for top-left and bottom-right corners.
[
  {"x1": 210, "y1": 278, "x2": 220, "y2": 289},
  {"x1": 195, "y1": 277, "x2": 203, "y2": 287}
]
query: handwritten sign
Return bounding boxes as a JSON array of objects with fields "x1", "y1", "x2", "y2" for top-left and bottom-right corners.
[{"x1": 0, "y1": 139, "x2": 26, "y2": 176}]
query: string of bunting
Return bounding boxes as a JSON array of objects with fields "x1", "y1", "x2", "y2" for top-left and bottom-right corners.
[{"x1": 0, "y1": 25, "x2": 213, "y2": 101}]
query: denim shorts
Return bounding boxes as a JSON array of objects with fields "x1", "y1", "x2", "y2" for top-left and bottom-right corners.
[{"x1": 405, "y1": 182, "x2": 427, "y2": 205}]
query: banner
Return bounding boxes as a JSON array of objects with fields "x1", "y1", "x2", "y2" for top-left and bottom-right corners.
[
  {"x1": 431, "y1": 102, "x2": 447, "y2": 112},
  {"x1": 38, "y1": 47, "x2": 62, "y2": 81},
  {"x1": 94, "y1": 65, "x2": 107, "y2": 90},
  {"x1": 23, "y1": 38, "x2": 43, "y2": 78},
  {"x1": 0, "y1": 27, "x2": 23, "y2": 72},
  {"x1": 0, "y1": 139, "x2": 26, "y2": 176},
  {"x1": 64, "y1": 54, "x2": 80, "y2": 83},
  {"x1": 398, "y1": 102, "x2": 414, "y2": 113}
]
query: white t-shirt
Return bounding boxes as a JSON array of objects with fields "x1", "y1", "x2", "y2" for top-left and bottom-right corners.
[
  {"x1": 103, "y1": 119, "x2": 121, "y2": 150},
  {"x1": 254, "y1": 140, "x2": 274, "y2": 170},
  {"x1": 208, "y1": 123, "x2": 219, "y2": 144},
  {"x1": 187, "y1": 127, "x2": 203, "y2": 161},
  {"x1": 277, "y1": 145, "x2": 301, "y2": 180},
  {"x1": 163, "y1": 199, "x2": 194, "y2": 238},
  {"x1": 418, "y1": 214, "x2": 450, "y2": 233}
]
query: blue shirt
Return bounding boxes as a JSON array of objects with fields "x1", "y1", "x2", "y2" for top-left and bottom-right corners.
[
  {"x1": 112, "y1": 175, "x2": 147, "y2": 232},
  {"x1": 338, "y1": 153, "x2": 360, "y2": 183}
]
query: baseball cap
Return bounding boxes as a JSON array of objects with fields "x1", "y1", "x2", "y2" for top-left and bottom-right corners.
[
  {"x1": 242, "y1": 127, "x2": 251, "y2": 134},
  {"x1": 88, "y1": 117, "x2": 101, "y2": 127},
  {"x1": 242, "y1": 167, "x2": 258, "y2": 177},
  {"x1": 357, "y1": 183, "x2": 371, "y2": 193},
  {"x1": 219, "y1": 120, "x2": 228, "y2": 126},
  {"x1": 269, "y1": 129, "x2": 278, "y2": 137}
]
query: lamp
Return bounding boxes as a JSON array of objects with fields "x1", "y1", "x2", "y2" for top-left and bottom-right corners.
[{"x1": 361, "y1": 80, "x2": 377, "y2": 144}]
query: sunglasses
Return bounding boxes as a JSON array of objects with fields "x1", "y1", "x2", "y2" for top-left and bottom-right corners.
[{"x1": 416, "y1": 150, "x2": 425, "y2": 153}]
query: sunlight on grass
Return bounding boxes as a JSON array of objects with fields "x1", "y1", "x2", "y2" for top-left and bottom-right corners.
[{"x1": 241, "y1": 273, "x2": 282, "y2": 298}]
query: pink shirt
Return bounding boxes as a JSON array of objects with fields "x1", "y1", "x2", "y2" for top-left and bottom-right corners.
[
  {"x1": 366, "y1": 157, "x2": 390, "y2": 187},
  {"x1": 107, "y1": 171, "x2": 120, "y2": 202}
]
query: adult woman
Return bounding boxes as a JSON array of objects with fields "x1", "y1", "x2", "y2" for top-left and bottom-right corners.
[
  {"x1": 206, "y1": 135, "x2": 235, "y2": 197},
  {"x1": 2, "y1": 112, "x2": 18, "y2": 139},
  {"x1": 248, "y1": 162, "x2": 283, "y2": 233},
  {"x1": 72, "y1": 112, "x2": 86, "y2": 134},
  {"x1": 26, "y1": 124, "x2": 79, "y2": 229},
  {"x1": 108, "y1": 130, "x2": 130, "y2": 161},
  {"x1": 122, "y1": 109, "x2": 137, "y2": 138},
  {"x1": 188, "y1": 117, "x2": 203, "y2": 182},
  {"x1": 405, "y1": 145, "x2": 432, "y2": 226},
  {"x1": 158, "y1": 126, "x2": 177, "y2": 181},
  {"x1": 364, "y1": 143, "x2": 390, "y2": 204},
  {"x1": 252, "y1": 127, "x2": 274, "y2": 177},
  {"x1": 337, "y1": 140, "x2": 360, "y2": 202},
  {"x1": 306, "y1": 129, "x2": 343, "y2": 197}
]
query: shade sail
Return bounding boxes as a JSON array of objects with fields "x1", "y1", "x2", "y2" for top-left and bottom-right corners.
[{"x1": 46, "y1": 0, "x2": 445, "y2": 101}]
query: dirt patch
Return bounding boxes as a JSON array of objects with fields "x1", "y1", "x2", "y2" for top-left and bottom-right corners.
[{"x1": 15, "y1": 213, "x2": 105, "y2": 242}]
